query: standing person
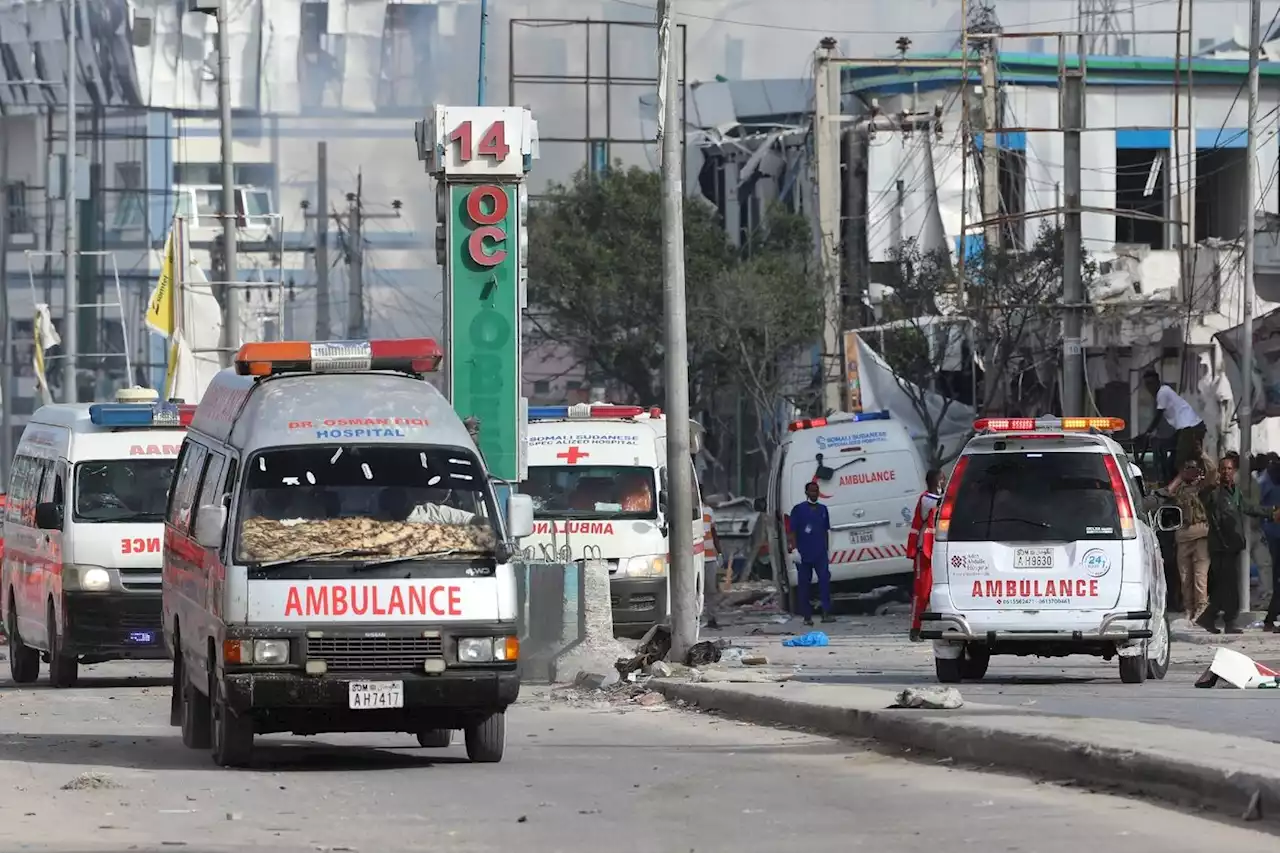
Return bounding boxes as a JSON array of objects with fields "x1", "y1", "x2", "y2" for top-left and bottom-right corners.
[
  {"x1": 1260, "y1": 455, "x2": 1280, "y2": 632},
  {"x1": 1161, "y1": 457, "x2": 1212, "y2": 622},
  {"x1": 907, "y1": 468, "x2": 944, "y2": 642},
  {"x1": 787, "y1": 481, "x2": 834, "y2": 626},
  {"x1": 1201, "y1": 452, "x2": 1280, "y2": 634},
  {"x1": 1141, "y1": 370, "x2": 1206, "y2": 472},
  {"x1": 701, "y1": 500, "x2": 724, "y2": 630}
]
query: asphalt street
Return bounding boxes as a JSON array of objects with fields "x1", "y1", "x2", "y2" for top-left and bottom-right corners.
[{"x1": 0, "y1": 659, "x2": 1272, "y2": 852}]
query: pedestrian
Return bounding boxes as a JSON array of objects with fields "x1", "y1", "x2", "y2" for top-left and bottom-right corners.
[
  {"x1": 701, "y1": 499, "x2": 724, "y2": 630},
  {"x1": 907, "y1": 468, "x2": 944, "y2": 642},
  {"x1": 1200, "y1": 452, "x2": 1280, "y2": 634},
  {"x1": 787, "y1": 480, "x2": 834, "y2": 626},
  {"x1": 1141, "y1": 370, "x2": 1207, "y2": 472},
  {"x1": 1160, "y1": 456, "x2": 1212, "y2": 622},
  {"x1": 1260, "y1": 454, "x2": 1280, "y2": 632}
]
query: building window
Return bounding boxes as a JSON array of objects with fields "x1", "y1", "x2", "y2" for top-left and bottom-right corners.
[
  {"x1": 532, "y1": 379, "x2": 551, "y2": 395},
  {"x1": 112, "y1": 161, "x2": 145, "y2": 230},
  {"x1": 6, "y1": 181, "x2": 30, "y2": 233},
  {"x1": 380, "y1": 2, "x2": 436, "y2": 108}
]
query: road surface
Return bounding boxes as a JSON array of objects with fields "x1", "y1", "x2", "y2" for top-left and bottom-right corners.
[{"x1": 0, "y1": 659, "x2": 1273, "y2": 851}]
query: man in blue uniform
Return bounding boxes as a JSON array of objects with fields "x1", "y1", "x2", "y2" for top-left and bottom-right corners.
[{"x1": 787, "y1": 481, "x2": 834, "y2": 626}]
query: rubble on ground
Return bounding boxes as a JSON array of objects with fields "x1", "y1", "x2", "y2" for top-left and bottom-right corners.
[{"x1": 892, "y1": 687, "x2": 963, "y2": 709}]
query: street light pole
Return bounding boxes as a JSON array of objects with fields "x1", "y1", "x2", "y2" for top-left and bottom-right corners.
[
  {"x1": 217, "y1": 0, "x2": 239, "y2": 362},
  {"x1": 62, "y1": 0, "x2": 78, "y2": 403},
  {"x1": 1240, "y1": 0, "x2": 1262, "y2": 615}
]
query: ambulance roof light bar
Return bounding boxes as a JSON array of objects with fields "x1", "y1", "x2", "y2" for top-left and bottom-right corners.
[
  {"x1": 788, "y1": 410, "x2": 890, "y2": 432},
  {"x1": 528, "y1": 404, "x2": 647, "y2": 421},
  {"x1": 973, "y1": 416, "x2": 1125, "y2": 434},
  {"x1": 88, "y1": 401, "x2": 197, "y2": 428},
  {"x1": 234, "y1": 338, "x2": 444, "y2": 377}
]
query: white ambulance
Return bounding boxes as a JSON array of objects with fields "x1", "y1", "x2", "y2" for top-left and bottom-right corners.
[
  {"x1": 523, "y1": 404, "x2": 704, "y2": 636},
  {"x1": 765, "y1": 411, "x2": 925, "y2": 613},
  {"x1": 163, "y1": 338, "x2": 532, "y2": 767},
  {"x1": 2, "y1": 387, "x2": 191, "y2": 687}
]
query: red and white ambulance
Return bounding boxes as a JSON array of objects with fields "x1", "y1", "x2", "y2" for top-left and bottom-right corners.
[
  {"x1": 163, "y1": 339, "x2": 532, "y2": 767},
  {"x1": 523, "y1": 404, "x2": 704, "y2": 636},
  {"x1": 2, "y1": 387, "x2": 191, "y2": 687}
]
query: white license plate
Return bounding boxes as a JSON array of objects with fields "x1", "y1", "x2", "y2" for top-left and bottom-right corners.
[
  {"x1": 348, "y1": 680, "x2": 404, "y2": 710},
  {"x1": 1013, "y1": 548, "x2": 1054, "y2": 569},
  {"x1": 850, "y1": 529, "x2": 874, "y2": 544}
]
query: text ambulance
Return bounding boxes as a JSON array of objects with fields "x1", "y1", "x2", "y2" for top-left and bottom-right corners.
[
  {"x1": 523, "y1": 404, "x2": 704, "y2": 636},
  {"x1": 163, "y1": 339, "x2": 533, "y2": 767},
  {"x1": 766, "y1": 411, "x2": 925, "y2": 613},
  {"x1": 2, "y1": 387, "x2": 191, "y2": 687}
]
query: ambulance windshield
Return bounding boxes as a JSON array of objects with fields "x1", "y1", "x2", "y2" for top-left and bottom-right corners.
[
  {"x1": 235, "y1": 445, "x2": 499, "y2": 565},
  {"x1": 524, "y1": 465, "x2": 656, "y2": 520},
  {"x1": 75, "y1": 459, "x2": 177, "y2": 523}
]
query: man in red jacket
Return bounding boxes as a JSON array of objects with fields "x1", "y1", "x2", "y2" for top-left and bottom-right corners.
[{"x1": 907, "y1": 469, "x2": 942, "y2": 641}]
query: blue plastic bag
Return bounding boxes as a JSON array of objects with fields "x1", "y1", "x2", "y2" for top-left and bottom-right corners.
[{"x1": 782, "y1": 631, "x2": 829, "y2": 648}]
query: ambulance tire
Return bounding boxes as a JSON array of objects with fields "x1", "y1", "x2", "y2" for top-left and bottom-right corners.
[
  {"x1": 6, "y1": 593, "x2": 40, "y2": 684},
  {"x1": 934, "y1": 656, "x2": 964, "y2": 684},
  {"x1": 47, "y1": 605, "x2": 78, "y2": 689},
  {"x1": 1119, "y1": 647, "x2": 1149, "y2": 684},
  {"x1": 960, "y1": 645, "x2": 990, "y2": 680},
  {"x1": 210, "y1": 677, "x2": 254, "y2": 768},
  {"x1": 464, "y1": 712, "x2": 506, "y2": 763},
  {"x1": 180, "y1": 656, "x2": 212, "y2": 750},
  {"x1": 1147, "y1": 615, "x2": 1171, "y2": 681},
  {"x1": 416, "y1": 729, "x2": 452, "y2": 748}
]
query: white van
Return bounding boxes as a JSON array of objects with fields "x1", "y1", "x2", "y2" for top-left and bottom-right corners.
[
  {"x1": 522, "y1": 403, "x2": 704, "y2": 637},
  {"x1": 766, "y1": 411, "x2": 925, "y2": 613},
  {"x1": 163, "y1": 338, "x2": 533, "y2": 766},
  {"x1": 2, "y1": 388, "x2": 191, "y2": 687}
]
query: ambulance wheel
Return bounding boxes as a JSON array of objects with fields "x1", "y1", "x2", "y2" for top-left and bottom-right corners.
[
  {"x1": 1147, "y1": 615, "x2": 1171, "y2": 681},
  {"x1": 210, "y1": 678, "x2": 254, "y2": 767},
  {"x1": 464, "y1": 712, "x2": 506, "y2": 763},
  {"x1": 180, "y1": 656, "x2": 212, "y2": 750},
  {"x1": 47, "y1": 605, "x2": 78, "y2": 689},
  {"x1": 1119, "y1": 648, "x2": 1148, "y2": 684},
  {"x1": 416, "y1": 729, "x2": 452, "y2": 748},
  {"x1": 960, "y1": 645, "x2": 990, "y2": 680},
  {"x1": 6, "y1": 594, "x2": 39, "y2": 684},
  {"x1": 935, "y1": 655, "x2": 964, "y2": 684}
]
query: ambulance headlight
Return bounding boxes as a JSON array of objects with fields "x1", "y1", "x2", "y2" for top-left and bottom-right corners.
[
  {"x1": 623, "y1": 555, "x2": 667, "y2": 577},
  {"x1": 457, "y1": 637, "x2": 494, "y2": 663},
  {"x1": 252, "y1": 639, "x2": 290, "y2": 665},
  {"x1": 80, "y1": 568, "x2": 111, "y2": 592}
]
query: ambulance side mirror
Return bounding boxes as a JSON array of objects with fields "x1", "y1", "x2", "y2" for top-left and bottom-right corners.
[
  {"x1": 1155, "y1": 505, "x2": 1182, "y2": 533},
  {"x1": 194, "y1": 505, "x2": 227, "y2": 549},
  {"x1": 506, "y1": 494, "x2": 534, "y2": 539}
]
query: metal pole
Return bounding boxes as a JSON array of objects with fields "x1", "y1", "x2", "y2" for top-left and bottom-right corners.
[
  {"x1": 347, "y1": 174, "x2": 365, "y2": 338},
  {"x1": 217, "y1": 0, "x2": 239, "y2": 363},
  {"x1": 659, "y1": 0, "x2": 697, "y2": 660},
  {"x1": 0, "y1": 120, "x2": 12, "y2": 476},
  {"x1": 477, "y1": 0, "x2": 489, "y2": 105},
  {"x1": 1061, "y1": 43, "x2": 1085, "y2": 418},
  {"x1": 1240, "y1": 0, "x2": 1262, "y2": 617},
  {"x1": 315, "y1": 141, "x2": 330, "y2": 339},
  {"x1": 62, "y1": 0, "x2": 78, "y2": 403},
  {"x1": 813, "y1": 38, "x2": 842, "y2": 414},
  {"x1": 981, "y1": 44, "x2": 1001, "y2": 251}
]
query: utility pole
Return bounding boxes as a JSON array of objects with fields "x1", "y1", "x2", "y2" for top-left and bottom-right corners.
[
  {"x1": 813, "y1": 37, "x2": 842, "y2": 414},
  {"x1": 980, "y1": 42, "x2": 1001, "y2": 252},
  {"x1": 0, "y1": 118, "x2": 12, "y2": 475},
  {"x1": 1240, "y1": 0, "x2": 1262, "y2": 614},
  {"x1": 217, "y1": 0, "x2": 239, "y2": 363},
  {"x1": 340, "y1": 173, "x2": 401, "y2": 339},
  {"x1": 1061, "y1": 40, "x2": 1086, "y2": 418},
  {"x1": 845, "y1": 127, "x2": 870, "y2": 327},
  {"x1": 62, "y1": 0, "x2": 78, "y2": 403},
  {"x1": 477, "y1": 0, "x2": 489, "y2": 104},
  {"x1": 313, "y1": 141, "x2": 330, "y2": 338},
  {"x1": 658, "y1": 0, "x2": 697, "y2": 661}
]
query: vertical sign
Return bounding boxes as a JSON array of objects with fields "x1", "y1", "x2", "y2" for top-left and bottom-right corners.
[{"x1": 417, "y1": 105, "x2": 538, "y2": 482}]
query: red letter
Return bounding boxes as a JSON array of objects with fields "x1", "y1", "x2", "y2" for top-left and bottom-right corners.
[
  {"x1": 985, "y1": 581, "x2": 1000, "y2": 597},
  {"x1": 1089, "y1": 579, "x2": 1098, "y2": 597},
  {"x1": 448, "y1": 585, "x2": 462, "y2": 616},
  {"x1": 467, "y1": 226, "x2": 507, "y2": 267},
  {"x1": 972, "y1": 580, "x2": 983, "y2": 597},
  {"x1": 284, "y1": 587, "x2": 302, "y2": 617},
  {"x1": 351, "y1": 586, "x2": 369, "y2": 616},
  {"x1": 388, "y1": 585, "x2": 405, "y2": 616},
  {"x1": 409, "y1": 585, "x2": 428, "y2": 615},
  {"x1": 429, "y1": 586, "x2": 446, "y2": 616},
  {"x1": 476, "y1": 120, "x2": 510, "y2": 160},
  {"x1": 1075, "y1": 579, "x2": 1087, "y2": 597},
  {"x1": 305, "y1": 586, "x2": 328, "y2": 616},
  {"x1": 449, "y1": 120, "x2": 472, "y2": 162},
  {"x1": 466, "y1": 185, "x2": 509, "y2": 225},
  {"x1": 331, "y1": 586, "x2": 348, "y2": 616},
  {"x1": 371, "y1": 586, "x2": 387, "y2": 616}
]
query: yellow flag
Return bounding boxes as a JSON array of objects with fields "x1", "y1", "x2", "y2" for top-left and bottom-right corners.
[{"x1": 145, "y1": 231, "x2": 175, "y2": 336}]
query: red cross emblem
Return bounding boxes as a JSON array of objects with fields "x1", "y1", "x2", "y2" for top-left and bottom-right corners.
[{"x1": 557, "y1": 446, "x2": 589, "y2": 464}]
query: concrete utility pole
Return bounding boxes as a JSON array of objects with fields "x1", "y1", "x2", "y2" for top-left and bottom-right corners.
[
  {"x1": 217, "y1": 0, "x2": 239, "y2": 363},
  {"x1": 980, "y1": 43, "x2": 1001, "y2": 251},
  {"x1": 0, "y1": 121, "x2": 12, "y2": 475},
  {"x1": 313, "y1": 141, "x2": 330, "y2": 338},
  {"x1": 844, "y1": 127, "x2": 870, "y2": 326},
  {"x1": 1240, "y1": 0, "x2": 1263, "y2": 614},
  {"x1": 1061, "y1": 43, "x2": 1086, "y2": 418},
  {"x1": 346, "y1": 174, "x2": 364, "y2": 338},
  {"x1": 813, "y1": 37, "x2": 843, "y2": 414},
  {"x1": 658, "y1": 0, "x2": 697, "y2": 661},
  {"x1": 62, "y1": 0, "x2": 78, "y2": 403}
]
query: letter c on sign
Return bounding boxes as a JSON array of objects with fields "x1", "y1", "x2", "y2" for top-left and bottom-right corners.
[{"x1": 467, "y1": 227, "x2": 507, "y2": 266}]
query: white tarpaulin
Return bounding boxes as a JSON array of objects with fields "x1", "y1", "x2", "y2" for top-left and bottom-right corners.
[{"x1": 1216, "y1": 309, "x2": 1280, "y2": 422}]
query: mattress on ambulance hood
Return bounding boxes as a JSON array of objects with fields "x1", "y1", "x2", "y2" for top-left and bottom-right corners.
[{"x1": 240, "y1": 516, "x2": 497, "y2": 563}]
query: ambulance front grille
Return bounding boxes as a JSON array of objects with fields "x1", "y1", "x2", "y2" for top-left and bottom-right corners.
[{"x1": 306, "y1": 636, "x2": 445, "y2": 672}]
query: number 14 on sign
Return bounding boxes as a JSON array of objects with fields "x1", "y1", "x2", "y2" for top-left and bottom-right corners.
[{"x1": 449, "y1": 121, "x2": 510, "y2": 163}]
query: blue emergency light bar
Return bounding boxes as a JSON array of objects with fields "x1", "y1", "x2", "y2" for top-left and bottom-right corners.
[
  {"x1": 88, "y1": 402, "x2": 196, "y2": 428},
  {"x1": 528, "y1": 404, "x2": 649, "y2": 421},
  {"x1": 787, "y1": 410, "x2": 891, "y2": 432}
]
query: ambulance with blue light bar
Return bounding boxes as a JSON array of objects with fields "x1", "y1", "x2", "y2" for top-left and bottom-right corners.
[
  {"x1": 765, "y1": 410, "x2": 926, "y2": 612},
  {"x1": 523, "y1": 403, "x2": 704, "y2": 636},
  {"x1": 921, "y1": 416, "x2": 1181, "y2": 685},
  {"x1": 2, "y1": 387, "x2": 193, "y2": 688},
  {"x1": 163, "y1": 338, "x2": 533, "y2": 767}
]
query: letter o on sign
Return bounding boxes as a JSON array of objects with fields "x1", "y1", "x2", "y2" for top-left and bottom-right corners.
[
  {"x1": 466, "y1": 185, "x2": 509, "y2": 224},
  {"x1": 465, "y1": 185, "x2": 509, "y2": 267}
]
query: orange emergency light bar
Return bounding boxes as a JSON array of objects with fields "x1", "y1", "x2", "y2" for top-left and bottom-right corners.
[
  {"x1": 234, "y1": 338, "x2": 444, "y2": 377},
  {"x1": 973, "y1": 416, "x2": 1125, "y2": 433}
]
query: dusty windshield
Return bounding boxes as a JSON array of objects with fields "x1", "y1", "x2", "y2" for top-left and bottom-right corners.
[
  {"x1": 235, "y1": 445, "x2": 498, "y2": 564},
  {"x1": 75, "y1": 459, "x2": 177, "y2": 523},
  {"x1": 524, "y1": 465, "x2": 656, "y2": 520}
]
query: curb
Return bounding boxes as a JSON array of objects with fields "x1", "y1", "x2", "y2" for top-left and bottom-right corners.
[{"x1": 650, "y1": 679, "x2": 1280, "y2": 829}]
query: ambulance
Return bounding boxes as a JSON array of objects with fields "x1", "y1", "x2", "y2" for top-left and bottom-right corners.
[
  {"x1": 2, "y1": 387, "x2": 191, "y2": 687},
  {"x1": 765, "y1": 410, "x2": 926, "y2": 613},
  {"x1": 163, "y1": 338, "x2": 532, "y2": 767},
  {"x1": 523, "y1": 404, "x2": 704, "y2": 636}
]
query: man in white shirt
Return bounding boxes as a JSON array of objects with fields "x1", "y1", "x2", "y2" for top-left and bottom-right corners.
[{"x1": 1142, "y1": 370, "x2": 1207, "y2": 473}]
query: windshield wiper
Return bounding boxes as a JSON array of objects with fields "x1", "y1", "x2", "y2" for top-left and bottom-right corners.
[
  {"x1": 354, "y1": 549, "x2": 492, "y2": 569},
  {"x1": 253, "y1": 547, "x2": 387, "y2": 569},
  {"x1": 985, "y1": 516, "x2": 1054, "y2": 530}
]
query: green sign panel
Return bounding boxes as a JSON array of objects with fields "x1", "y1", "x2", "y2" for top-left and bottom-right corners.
[{"x1": 447, "y1": 182, "x2": 521, "y2": 481}]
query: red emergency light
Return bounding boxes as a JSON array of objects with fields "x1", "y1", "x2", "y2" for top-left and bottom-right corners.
[
  {"x1": 234, "y1": 338, "x2": 443, "y2": 377},
  {"x1": 528, "y1": 404, "x2": 647, "y2": 420},
  {"x1": 973, "y1": 416, "x2": 1125, "y2": 433}
]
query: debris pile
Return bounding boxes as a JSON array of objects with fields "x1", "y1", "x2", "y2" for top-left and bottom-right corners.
[{"x1": 239, "y1": 516, "x2": 496, "y2": 563}]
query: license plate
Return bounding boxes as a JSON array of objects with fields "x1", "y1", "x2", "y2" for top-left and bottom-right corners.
[
  {"x1": 850, "y1": 530, "x2": 874, "y2": 544},
  {"x1": 348, "y1": 680, "x2": 404, "y2": 710},
  {"x1": 1014, "y1": 548, "x2": 1054, "y2": 569}
]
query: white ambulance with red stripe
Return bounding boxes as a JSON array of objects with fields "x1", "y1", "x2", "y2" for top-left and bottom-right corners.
[
  {"x1": 3, "y1": 387, "x2": 191, "y2": 688},
  {"x1": 765, "y1": 411, "x2": 925, "y2": 612},
  {"x1": 162, "y1": 338, "x2": 533, "y2": 767},
  {"x1": 523, "y1": 404, "x2": 704, "y2": 637}
]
